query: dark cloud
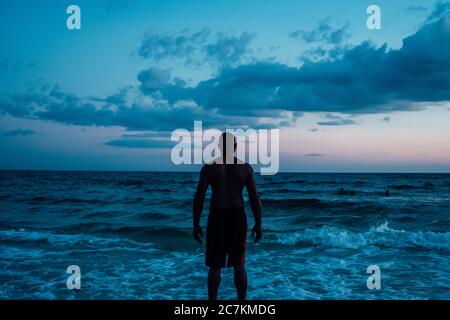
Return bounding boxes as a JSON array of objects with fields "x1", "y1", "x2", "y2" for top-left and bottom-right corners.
[
  {"x1": 104, "y1": 131, "x2": 180, "y2": 149},
  {"x1": 138, "y1": 29, "x2": 255, "y2": 66},
  {"x1": 1, "y1": 129, "x2": 37, "y2": 136},
  {"x1": 104, "y1": 138, "x2": 173, "y2": 149},
  {"x1": 138, "y1": 67, "x2": 171, "y2": 93},
  {"x1": 426, "y1": 1, "x2": 450, "y2": 23},
  {"x1": 381, "y1": 116, "x2": 391, "y2": 122},
  {"x1": 0, "y1": 92, "x2": 43, "y2": 117},
  {"x1": 139, "y1": 28, "x2": 210, "y2": 62},
  {"x1": 317, "y1": 114, "x2": 357, "y2": 126},
  {"x1": 121, "y1": 132, "x2": 171, "y2": 138},
  {"x1": 152, "y1": 18, "x2": 450, "y2": 115},
  {"x1": 304, "y1": 153, "x2": 325, "y2": 157},
  {"x1": 205, "y1": 32, "x2": 256, "y2": 66},
  {"x1": 0, "y1": 83, "x2": 293, "y2": 133},
  {"x1": 317, "y1": 119, "x2": 356, "y2": 126},
  {"x1": 290, "y1": 19, "x2": 350, "y2": 45},
  {"x1": 104, "y1": 86, "x2": 132, "y2": 105},
  {"x1": 299, "y1": 45, "x2": 350, "y2": 64}
]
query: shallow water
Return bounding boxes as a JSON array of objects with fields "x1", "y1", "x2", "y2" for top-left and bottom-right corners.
[{"x1": 0, "y1": 171, "x2": 449, "y2": 299}]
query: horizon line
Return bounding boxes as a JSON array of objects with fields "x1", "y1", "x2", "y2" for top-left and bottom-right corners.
[{"x1": 0, "y1": 169, "x2": 449, "y2": 174}]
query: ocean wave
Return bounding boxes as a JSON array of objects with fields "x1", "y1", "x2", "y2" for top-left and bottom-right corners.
[
  {"x1": 118, "y1": 179, "x2": 145, "y2": 187},
  {"x1": 144, "y1": 188, "x2": 171, "y2": 193},
  {"x1": 389, "y1": 184, "x2": 415, "y2": 190},
  {"x1": 28, "y1": 196, "x2": 110, "y2": 205},
  {"x1": 124, "y1": 197, "x2": 145, "y2": 204},
  {"x1": 262, "y1": 198, "x2": 325, "y2": 209},
  {"x1": 111, "y1": 226, "x2": 191, "y2": 239},
  {"x1": 135, "y1": 211, "x2": 171, "y2": 221},
  {"x1": 261, "y1": 198, "x2": 386, "y2": 214},
  {"x1": 0, "y1": 228, "x2": 152, "y2": 250},
  {"x1": 388, "y1": 182, "x2": 435, "y2": 190},
  {"x1": 267, "y1": 222, "x2": 450, "y2": 250}
]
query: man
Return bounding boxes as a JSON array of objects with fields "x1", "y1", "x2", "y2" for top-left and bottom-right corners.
[{"x1": 193, "y1": 132, "x2": 262, "y2": 300}]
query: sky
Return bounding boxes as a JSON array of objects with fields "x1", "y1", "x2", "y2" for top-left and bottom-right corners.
[{"x1": 0, "y1": 0, "x2": 450, "y2": 172}]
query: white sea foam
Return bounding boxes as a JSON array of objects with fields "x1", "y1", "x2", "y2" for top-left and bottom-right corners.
[{"x1": 271, "y1": 222, "x2": 450, "y2": 250}]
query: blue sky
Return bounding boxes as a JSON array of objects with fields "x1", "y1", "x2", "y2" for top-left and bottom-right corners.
[{"x1": 1, "y1": 0, "x2": 449, "y2": 172}]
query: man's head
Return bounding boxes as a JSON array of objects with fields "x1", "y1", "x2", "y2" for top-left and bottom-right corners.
[{"x1": 219, "y1": 132, "x2": 237, "y2": 159}]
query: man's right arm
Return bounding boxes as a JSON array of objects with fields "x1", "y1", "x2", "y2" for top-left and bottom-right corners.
[{"x1": 193, "y1": 166, "x2": 209, "y2": 243}]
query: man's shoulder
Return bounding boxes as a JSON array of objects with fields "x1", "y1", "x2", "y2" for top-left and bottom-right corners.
[
  {"x1": 235, "y1": 159, "x2": 254, "y2": 174},
  {"x1": 244, "y1": 162, "x2": 254, "y2": 174},
  {"x1": 201, "y1": 160, "x2": 217, "y2": 174}
]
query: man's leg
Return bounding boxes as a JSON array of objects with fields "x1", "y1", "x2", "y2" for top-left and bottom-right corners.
[
  {"x1": 233, "y1": 265, "x2": 247, "y2": 300},
  {"x1": 208, "y1": 267, "x2": 221, "y2": 300}
]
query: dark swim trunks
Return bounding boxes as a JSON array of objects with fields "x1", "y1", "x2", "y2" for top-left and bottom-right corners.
[{"x1": 205, "y1": 207, "x2": 248, "y2": 268}]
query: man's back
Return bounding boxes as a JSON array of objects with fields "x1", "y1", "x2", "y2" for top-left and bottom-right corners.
[
  {"x1": 193, "y1": 157, "x2": 261, "y2": 211},
  {"x1": 204, "y1": 158, "x2": 252, "y2": 208}
]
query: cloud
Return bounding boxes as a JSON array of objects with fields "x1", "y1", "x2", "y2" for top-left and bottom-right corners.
[
  {"x1": 0, "y1": 92, "x2": 43, "y2": 117},
  {"x1": 139, "y1": 28, "x2": 210, "y2": 62},
  {"x1": 121, "y1": 132, "x2": 171, "y2": 138},
  {"x1": 304, "y1": 153, "x2": 325, "y2": 157},
  {"x1": 104, "y1": 131, "x2": 175, "y2": 149},
  {"x1": 290, "y1": 19, "x2": 350, "y2": 45},
  {"x1": 152, "y1": 18, "x2": 450, "y2": 115},
  {"x1": 138, "y1": 29, "x2": 256, "y2": 66},
  {"x1": 1, "y1": 129, "x2": 37, "y2": 136},
  {"x1": 309, "y1": 128, "x2": 319, "y2": 132},
  {"x1": 205, "y1": 32, "x2": 256, "y2": 66},
  {"x1": 0, "y1": 83, "x2": 294, "y2": 133},
  {"x1": 35, "y1": 96, "x2": 204, "y2": 131},
  {"x1": 317, "y1": 114, "x2": 357, "y2": 126},
  {"x1": 381, "y1": 116, "x2": 391, "y2": 122},
  {"x1": 426, "y1": 1, "x2": 450, "y2": 23},
  {"x1": 317, "y1": 119, "x2": 356, "y2": 126},
  {"x1": 299, "y1": 45, "x2": 350, "y2": 64},
  {"x1": 104, "y1": 138, "x2": 173, "y2": 149},
  {"x1": 138, "y1": 67, "x2": 171, "y2": 93}
]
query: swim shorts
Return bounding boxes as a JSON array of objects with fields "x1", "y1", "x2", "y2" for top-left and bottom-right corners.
[{"x1": 205, "y1": 207, "x2": 248, "y2": 268}]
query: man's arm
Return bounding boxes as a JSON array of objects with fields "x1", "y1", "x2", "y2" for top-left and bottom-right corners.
[
  {"x1": 193, "y1": 166, "x2": 209, "y2": 243},
  {"x1": 245, "y1": 166, "x2": 262, "y2": 243}
]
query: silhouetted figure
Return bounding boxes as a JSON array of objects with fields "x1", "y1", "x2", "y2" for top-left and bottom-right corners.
[
  {"x1": 350, "y1": 190, "x2": 355, "y2": 196},
  {"x1": 385, "y1": 189, "x2": 390, "y2": 197},
  {"x1": 338, "y1": 187, "x2": 345, "y2": 195},
  {"x1": 193, "y1": 132, "x2": 262, "y2": 300}
]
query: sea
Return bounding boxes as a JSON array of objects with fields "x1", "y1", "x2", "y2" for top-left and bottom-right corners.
[{"x1": 0, "y1": 171, "x2": 449, "y2": 299}]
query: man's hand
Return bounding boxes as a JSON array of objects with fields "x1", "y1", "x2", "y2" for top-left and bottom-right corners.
[
  {"x1": 251, "y1": 225, "x2": 262, "y2": 243},
  {"x1": 193, "y1": 225, "x2": 203, "y2": 244}
]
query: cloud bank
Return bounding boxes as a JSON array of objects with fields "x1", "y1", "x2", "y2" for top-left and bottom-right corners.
[
  {"x1": 1, "y1": 16, "x2": 450, "y2": 148},
  {"x1": 152, "y1": 18, "x2": 450, "y2": 116}
]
